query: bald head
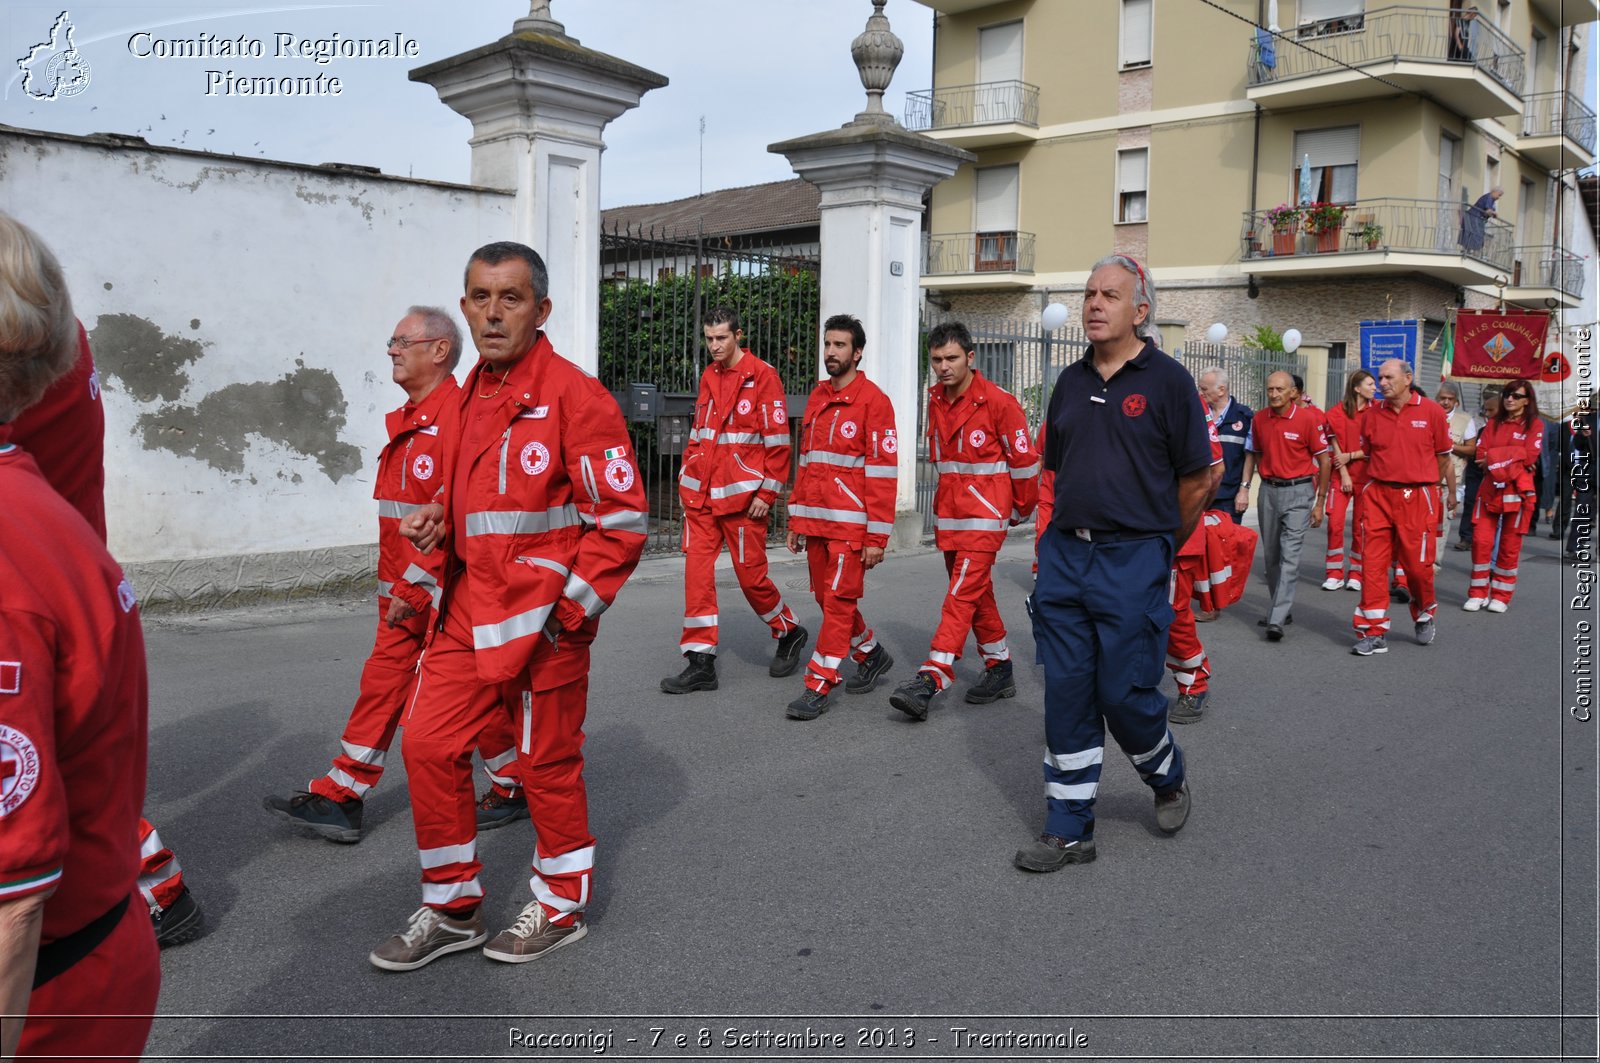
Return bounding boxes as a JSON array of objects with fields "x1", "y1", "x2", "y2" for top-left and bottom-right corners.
[{"x1": 1265, "y1": 370, "x2": 1296, "y2": 412}]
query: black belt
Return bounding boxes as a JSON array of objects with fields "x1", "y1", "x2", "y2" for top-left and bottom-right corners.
[
  {"x1": 1067, "y1": 527, "x2": 1160, "y2": 543},
  {"x1": 33, "y1": 893, "x2": 129, "y2": 989},
  {"x1": 1263, "y1": 476, "x2": 1313, "y2": 487},
  {"x1": 1373, "y1": 480, "x2": 1433, "y2": 488}
]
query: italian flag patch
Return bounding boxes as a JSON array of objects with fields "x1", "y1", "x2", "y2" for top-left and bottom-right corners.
[{"x1": 604, "y1": 446, "x2": 627, "y2": 460}]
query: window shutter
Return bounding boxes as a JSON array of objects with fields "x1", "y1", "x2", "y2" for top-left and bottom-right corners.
[
  {"x1": 1121, "y1": 0, "x2": 1152, "y2": 66},
  {"x1": 1297, "y1": 0, "x2": 1364, "y2": 25},
  {"x1": 1118, "y1": 149, "x2": 1148, "y2": 194},
  {"x1": 974, "y1": 165, "x2": 1020, "y2": 232},
  {"x1": 1293, "y1": 126, "x2": 1360, "y2": 168},
  {"x1": 978, "y1": 21, "x2": 1024, "y2": 84}
]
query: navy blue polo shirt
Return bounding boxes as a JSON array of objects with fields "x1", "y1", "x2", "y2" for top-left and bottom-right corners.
[
  {"x1": 1214, "y1": 396, "x2": 1253, "y2": 499},
  {"x1": 1044, "y1": 339, "x2": 1213, "y2": 535}
]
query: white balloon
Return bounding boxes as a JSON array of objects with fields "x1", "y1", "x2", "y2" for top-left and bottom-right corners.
[
  {"x1": 1282, "y1": 328, "x2": 1303, "y2": 354},
  {"x1": 1205, "y1": 322, "x2": 1228, "y2": 345},
  {"x1": 1041, "y1": 302, "x2": 1070, "y2": 331}
]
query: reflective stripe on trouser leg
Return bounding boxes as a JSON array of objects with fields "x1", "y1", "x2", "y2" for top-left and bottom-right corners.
[
  {"x1": 1354, "y1": 484, "x2": 1399, "y2": 636},
  {"x1": 1325, "y1": 489, "x2": 1350, "y2": 578},
  {"x1": 313, "y1": 604, "x2": 426, "y2": 802},
  {"x1": 922, "y1": 550, "x2": 1002, "y2": 688},
  {"x1": 1395, "y1": 485, "x2": 1439, "y2": 624},
  {"x1": 1470, "y1": 513, "x2": 1496, "y2": 594},
  {"x1": 679, "y1": 507, "x2": 722, "y2": 654},
  {"x1": 479, "y1": 710, "x2": 524, "y2": 797},
  {"x1": 517, "y1": 675, "x2": 596, "y2": 926},
  {"x1": 136, "y1": 818, "x2": 185, "y2": 911},
  {"x1": 805, "y1": 538, "x2": 867, "y2": 693},
  {"x1": 719, "y1": 511, "x2": 797, "y2": 637},
  {"x1": 401, "y1": 602, "x2": 498, "y2": 913},
  {"x1": 1489, "y1": 514, "x2": 1525, "y2": 604},
  {"x1": 1166, "y1": 565, "x2": 1210, "y2": 696},
  {"x1": 1034, "y1": 528, "x2": 1182, "y2": 840}
]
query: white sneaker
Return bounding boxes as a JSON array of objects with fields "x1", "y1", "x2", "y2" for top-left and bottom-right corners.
[
  {"x1": 1462, "y1": 598, "x2": 1486, "y2": 612},
  {"x1": 1346, "y1": 579, "x2": 1362, "y2": 592},
  {"x1": 1321, "y1": 577, "x2": 1345, "y2": 591},
  {"x1": 1486, "y1": 599, "x2": 1508, "y2": 613}
]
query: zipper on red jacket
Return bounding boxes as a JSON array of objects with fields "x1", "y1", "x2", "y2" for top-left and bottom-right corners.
[
  {"x1": 400, "y1": 436, "x2": 416, "y2": 491},
  {"x1": 834, "y1": 476, "x2": 863, "y2": 508},
  {"x1": 498, "y1": 428, "x2": 511, "y2": 494},
  {"x1": 968, "y1": 483, "x2": 1004, "y2": 519}
]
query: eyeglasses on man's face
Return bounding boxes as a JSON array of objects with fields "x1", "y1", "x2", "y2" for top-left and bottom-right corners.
[{"x1": 387, "y1": 336, "x2": 445, "y2": 351}]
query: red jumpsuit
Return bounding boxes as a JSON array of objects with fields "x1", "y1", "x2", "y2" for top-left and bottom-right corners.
[
  {"x1": 403, "y1": 334, "x2": 646, "y2": 925},
  {"x1": 0, "y1": 447, "x2": 159, "y2": 1057},
  {"x1": 1469, "y1": 416, "x2": 1544, "y2": 606},
  {"x1": 788, "y1": 373, "x2": 898, "y2": 695},
  {"x1": 919, "y1": 372, "x2": 1037, "y2": 690},
  {"x1": 1322, "y1": 402, "x2": 1370, "y2": 584},
  {"x1": 676, "y1": 349, "x2": 797, "y2": 654},
  {"x1": 1354, "y1": 391, "x2": 1453, "y2": 636},
  {"x1": 0, "y1": 324, "x2": 185, "y2": 919},
  {"x1": 309, "y1": 377, "x2": 519, "y2": 804}
]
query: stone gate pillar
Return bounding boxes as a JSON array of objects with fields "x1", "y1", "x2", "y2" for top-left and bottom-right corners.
[
  {"x1": 411, "y1": 2, "x2": 666, "y2": 372},
  {"x1": 770, "y1": 0, "x2": 972, "y2": 545}
]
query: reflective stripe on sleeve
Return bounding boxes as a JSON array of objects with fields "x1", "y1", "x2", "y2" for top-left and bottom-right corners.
[
  {"x1": 466, "y1": 506, "x2": 582, "y2": 536},
  {"x1": 377, "y1": 499, "x2": 425, "y2": 520},
  {"x1": 473, "y1": 603, "x2": 555, "y2": 650}
]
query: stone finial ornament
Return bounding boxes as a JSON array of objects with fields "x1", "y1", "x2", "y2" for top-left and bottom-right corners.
[
  {"x1": 850, "y1": 0, "x2": 904, "y2": 126},
  {"x1": 515, "y1": 0, "x2": 571, "y2": 39}
]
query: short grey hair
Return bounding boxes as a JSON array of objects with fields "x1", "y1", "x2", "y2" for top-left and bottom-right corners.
[
  {"x1": 1199, "y1": 365, "x2": 1229, "y2": 390},
  {"x1": 1435, "y1": 381, "x2": 1461, "y2": 401},
  {"x1": 0, "y1": 212, "x2": 77, "y2": 424},
  {"x1": 1090, "y1": 254, "x2": 1158, "y2": 340},
  {"x1": 407, "y1": 305, "x2": 463, "y2": 371}
]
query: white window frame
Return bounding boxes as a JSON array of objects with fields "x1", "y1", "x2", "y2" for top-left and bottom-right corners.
[
  {"x1": 1116, "y1": 147, "x2": 1149, "y2": 224},
  {"x1": 1120, "y1": 0, "x2": 1153, "y2": 69}
]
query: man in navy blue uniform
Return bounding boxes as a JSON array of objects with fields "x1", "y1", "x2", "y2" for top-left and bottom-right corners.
[
  {"x1": 1015, "y1": 255, "x2": 1215, "y2": 873},
  {"x1": 1198, "y1": 366, "x2": 1253, "y2": 523}
]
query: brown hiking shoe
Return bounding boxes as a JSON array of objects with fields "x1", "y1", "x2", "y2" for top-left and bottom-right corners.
[
  {"x1": 369, "y1": 906, "x2": 485, "y2": 972},
  {"x1": 482, "y1": 900, "x2": 588, "y2": 964}
]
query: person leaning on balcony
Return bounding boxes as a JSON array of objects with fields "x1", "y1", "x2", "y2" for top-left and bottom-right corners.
[
  {"x1": 1448, "y1": 5, "x2": 1478, "y2": 62},
  {"x1": 1460, "y1": 187, "x2": 1502, "y2": 252}
]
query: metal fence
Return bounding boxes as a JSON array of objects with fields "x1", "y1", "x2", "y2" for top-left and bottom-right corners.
[
  {"x1": 913, "y1": 312, "x2": 1304, "y2": 537},
  {"x1": 904, "y1": 80, "x2": 1040, "y2": 131},
  {"x1": 598, "y1": 221, "x2": 820, "y2": 554},
  {"x1": 1522, "y1": 90, "x2": 1598, "y2": 153},
  {"x1": 924, "y1": 231, "x2": 1037, "y2": 277},
  {"x1": 1241, "y1": 196, "x2": 1516, "y2": 275}
]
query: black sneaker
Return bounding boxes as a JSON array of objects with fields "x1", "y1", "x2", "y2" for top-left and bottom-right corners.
[
  {"x1": 785, "y1": 688, "x2": 831, "y2": 721},
  {"x1": 964, "y1": 660, "x2": 1016, "y2": 704},
  {"x1": 1013, "y1": 833, "x2": 1096, "y2": 872},
  {"x1": 1390, "y1": 583, "x2": 1411, "y2": 603},
  {"x1": 1168, "y1": 691, "x2": 1208, "y2": 724},
  {"x1": 263, "y1": 791, "x2": 363, "y2": 844},
  {"x1": 888, "y1": 673, "x2": 938, "y2": 721},
  {"x1": 152, "y1": 886, "x2": 205, "y2": 949},
  {"x1": 660, "y1": 651, "x2": 717, "y2": 694},
  {"x1": 769, "y1": 625, "x2": 808, "y2": 678},
  {"x1": 843, "y1": 645, "x2": 893, "y2": 694},
  {"x1": 476, "y1": 789, "x2": 529, "y2": 831}
]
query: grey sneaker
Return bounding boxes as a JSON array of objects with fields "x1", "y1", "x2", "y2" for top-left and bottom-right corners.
[
  {"x1": 1013, "y1": 833, "x2": 1096, "y2": 872},
  {"x1": 1414, "y1": 619, "x2": 1436, "y2": 645},
  {"x1": 1155, "y1": 783, "x2": 1191, "y2": 834},
  {"x1": 1168, "y1": 691, "x2": 1207, "y2": 725},
  {"x1": 1351, "y1": 635, "x2": 1389, "y2": 656},
  {"x1": 369, "y1": 906, "x2": 485, "y2": 971},
  {"x1": 482, "y1": 900, "x2": 588, "y2": 964}
]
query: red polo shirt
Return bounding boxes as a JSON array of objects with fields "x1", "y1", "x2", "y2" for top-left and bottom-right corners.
[
  {"x1": 1360, "y1": 390, "x2": 1452, "y2": 484},
  {"x1": 1248, "y1": 403, "x2": 1328, "y2": 479}
]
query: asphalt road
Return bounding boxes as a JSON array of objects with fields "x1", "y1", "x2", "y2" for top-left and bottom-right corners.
[{"x1": 139, "y1": 525, "x2": 1597, "y2": 1062}]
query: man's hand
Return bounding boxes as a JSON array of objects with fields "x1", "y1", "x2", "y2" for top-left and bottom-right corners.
[
  {"x1": 385, "y1": 599, "x2": 417, "y2": 627},
  {"x1": 863, "y1": 546, "x2": 885, "y2": 570},
  {"x1": 1333, "y1": 452, "x2": 1349, "y2": 469},
  {"x1": 400, "y1": 503, "x2": 447, "y2": 554},
  {"x1": 748, "y1": 497, "x2": 770, "y2": 521},
  {"x1": 1235, "y1": 486, "x2": 1250, "y2": 513},
  {"x1": 1449, "y1": 498, "x2": 1460, "y2": 518},
  {"x1": 787, "y1": 530, "x2": 804, "y2": 554},
  {"x1": 1339, "y1": 471, "x2": 1353, "y2": 495},
  {"x1": 1311, "y1": 501, "x2": 1326, "y2": 528}
]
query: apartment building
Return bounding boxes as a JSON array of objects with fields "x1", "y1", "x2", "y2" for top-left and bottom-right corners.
[{"x1": 907, "y1": 0, "x2": 1595, "y2": 392}]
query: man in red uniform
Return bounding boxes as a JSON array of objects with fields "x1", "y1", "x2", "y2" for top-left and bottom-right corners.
[
  {"x1": 264, "y1": 307, "x2": 524, "y2": 842},
  {"x1": 661, "y1": 306, "x2": 805, "y2": 693},
  {"x1": 784, "y1": 314, "x2": 898, "y2": 721},
  {"x1": 0, "y1": 209, "x2": 159, "y2": 1059},
  {"x1": 1236, "y1": 372, "x2": 1330, "y2": 641},
  {"x1": 0, "y1": 318, "x2": 199, "y2": 948},
  {"x1": 1352, "y1": 358, "x2": 1456, "y2": 654},
  {"x1": 889, "y1": 321, "x2": 1036, "y2": 720},
  {"x1": 372, "y1": 243, "x2": 647, "y2": 970}
]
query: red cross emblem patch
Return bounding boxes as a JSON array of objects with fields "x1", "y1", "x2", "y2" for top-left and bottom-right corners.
[{"x1": 1122, "y1": 394, "x2": 1147, "y2": 418}]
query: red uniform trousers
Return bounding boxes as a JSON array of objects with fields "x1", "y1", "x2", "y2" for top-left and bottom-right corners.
[
  {"x1": 401, "y1": 587, "x2": 592, "y2": 927},
  {"x1": 1470, "y1": 509, "x2": 1529, "y2": 605},
  {"x1": 1166, "y1": 563, "x2": 1211, "y2": 696},
  {"x1": 919, "y1": 550, "x2": 1009, "y2": 691},
  {"x1": 19, "y1": 893, "x2": 159, "y2": 1058},
  {"x1": 136, "y1": 818, "x2": 184, "y2": 912},
  {"x1": 1324, "y1": 481, "x2": 1367, "y2": 582},
  {"x1": 679, "y1": 507, "x2": 797, "y2": 654},
  {"x1": 803, "y1": 537, "x2": 878, "y2": 695},
  {"x1": 1354, "y1": 482, "x2": 1439, "y2": 635},
  {"x1": 310, "y1": 602, "x2": 521, "y2": 803}
]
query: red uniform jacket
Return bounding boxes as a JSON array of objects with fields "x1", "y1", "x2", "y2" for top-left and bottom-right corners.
[
  {"x1": 1477, "y1": 416, "x2": 1543, "y2": 517},
  {"x1": 927, "y1": 372, "x2": 1038, "y2": 551},
  {"x1": 375, "y1": 377, "x2": 461, "y2": 614},
  {"x1": 788, "y1": 373, "x2": 897, "y2": 549},
  {"x1": 677, "y1": 350, "x2": 791, "y2": 515},
  {"x1": 439, "y1": 334, "x2": 648, "y2": 688},
  {"x1": 0, "y1": 323, "x2": 106, "y2": 540},
  {"x1": 0, "y1": 448, "x2": 147, "y2": 945},
  {"x1": 1322, "y1": 403, "x2": 1370, "y2": 488}
]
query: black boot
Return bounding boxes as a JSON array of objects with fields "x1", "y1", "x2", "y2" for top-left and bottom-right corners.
[
  {"x1": 769, "y1": 625, "x2": 809, "y2": 678},
  {"x1": 964, "y1": 660, "x2": 1016, "y2": 704},
  {"x1": 661, "y1": 651, "x2": 718, "y2": 694},
  {"x1": 889, "y1": 673, "x2": 938, "y2": 721}
]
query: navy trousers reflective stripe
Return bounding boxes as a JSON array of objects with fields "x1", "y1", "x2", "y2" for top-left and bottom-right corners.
[{"x1": 1032, "y1": 526, "x2": 1186, "y2": 841}]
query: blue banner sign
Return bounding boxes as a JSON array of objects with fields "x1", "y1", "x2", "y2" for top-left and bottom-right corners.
[{"x1": 1359, "y1": 319, "x2": 1419, "y2": 374}]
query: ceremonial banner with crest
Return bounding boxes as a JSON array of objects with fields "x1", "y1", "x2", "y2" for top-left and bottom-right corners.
[{"x1": 1442, "y1": 309, "x2": 1550, "y2": 383}]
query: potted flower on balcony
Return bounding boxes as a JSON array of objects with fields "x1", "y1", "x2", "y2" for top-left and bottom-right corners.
[
  {"x1": 1265, "y1": 203, "x2": 1301, "y2": 256},
  {"x1": 1354, "y1": 219, "x2": 1384, "y2": 250},
  {"x1": 1303, "y1": 201, "x2": 1347, "y2": 253}
]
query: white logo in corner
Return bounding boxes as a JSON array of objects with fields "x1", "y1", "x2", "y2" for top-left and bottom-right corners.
[
  {"x1": 18, "y1": 12, "x2": 92, "y2": 101},
  {"x1": 0, "y1": 725, "x2": 41, "y2": 818},
  {"x1": 520, "y1": 441, "x2": 550, "y2": 476},
  {"x1": 604, "y1": 457, "x2": 635, "y2": 492}
]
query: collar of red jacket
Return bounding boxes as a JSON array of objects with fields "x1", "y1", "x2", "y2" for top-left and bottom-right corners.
[
  {"x1": 466, "y1": 331, "x2": 554, "y2": 412},
  {"x1": 928, "y1": 368, "x2": 989, "y2": 407},
  {"x1": 389, "y1": 375, "x2": 461, "y2": 439}
]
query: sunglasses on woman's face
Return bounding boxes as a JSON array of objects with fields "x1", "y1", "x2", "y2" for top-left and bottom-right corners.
[{"x1": 1503, "y1": 393, "x2": 1528, "y2": 401}]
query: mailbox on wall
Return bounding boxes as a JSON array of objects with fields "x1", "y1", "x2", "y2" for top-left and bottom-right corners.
[
  {"x1": 657, "y1": 414, "x2": 691, "y2": 455},
  {"x1": 628, "y1": 383, "x2": 658, "y2": 423}
]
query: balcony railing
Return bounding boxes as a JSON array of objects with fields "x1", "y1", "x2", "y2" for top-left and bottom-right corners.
[
  {"x1": 905, "y1": 81, "x2": 1040, "y2": 131},
  {"x1": 1521, "y1": 91, "x2": 1598, "y2": 153},
  {"x1": 925, "y1": 231, "x2": 1036, "y2": 275},
  {"x1": 1248, "y1": 5, "x2": 1525, "y2": 98},
  {"x1": 1509, "y1": 246, "x2": 1586, "y2": 299},
  {"x1": 1241, "y1": 197, "x2": 1514, "y2": 272}
]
